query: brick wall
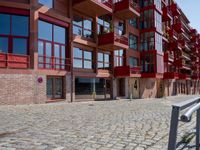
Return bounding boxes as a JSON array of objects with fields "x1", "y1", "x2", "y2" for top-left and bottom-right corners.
[{"x1": 0, "y1": 74, "x2": 46, "y2": 105}]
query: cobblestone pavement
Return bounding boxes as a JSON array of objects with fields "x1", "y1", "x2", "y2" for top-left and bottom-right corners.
[{"x1": 0, "y1": 95, "x2": 199, "y2": 150}]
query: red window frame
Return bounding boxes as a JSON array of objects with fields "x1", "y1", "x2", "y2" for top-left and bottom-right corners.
[
  {"x1": 0, "y1": 13, "x2": 29, "y2": 55},
  {"x1": 114, "y1": 50, "x2": 124, "y2": 67},
  {"x1": 38, "y1": 20, "x2": 68, "y2": 70},
  {"x1": 140, "y1": 32, "x2": 155, "y2": 51},
  {"x1": 97, "y1": 51, "x2": 111, "y2": 70},
  {"x1": 73, "y1": 15, "x2": 93, "y2": 39},
  {"x1": 73, "y1": 47, "x2": 93, "y2": 69}
]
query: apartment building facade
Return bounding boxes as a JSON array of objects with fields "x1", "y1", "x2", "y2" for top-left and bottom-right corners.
[{"x1": 0, "y1": 0, "x2": 199, "y2": 105}]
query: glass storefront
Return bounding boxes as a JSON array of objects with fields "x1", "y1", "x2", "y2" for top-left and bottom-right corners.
[{"x1": 75, "y1": 77, "x2": 111, "y2": 100}]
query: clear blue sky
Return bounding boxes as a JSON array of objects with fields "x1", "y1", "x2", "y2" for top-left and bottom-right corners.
[{"x1": 176, "y1": 0, "x2": 200, "y2": 33}]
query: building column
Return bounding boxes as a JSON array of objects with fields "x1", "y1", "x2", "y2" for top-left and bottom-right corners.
[
  {"x1": 65, "y1": 74, "x2": 74, "y2": 102},
  {"x1": 111, "y1": 78, "x2": 117, "y2": 99},
  {"x1": 125, "y1": 77, "x2": 129, "y2": 98},
  {"x1": 30, "y1": 0, "x2": 39, "y2": 70}
]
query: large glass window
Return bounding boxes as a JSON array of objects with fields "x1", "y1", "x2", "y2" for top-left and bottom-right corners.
[
  {"x1": 140, "y1": 0, "x2": 154, "y2": 7},
  {"x1": 129, "y1": 34, "x2": 138, "y2": 50},
  {"x1": 155, "y1": 11, "x2": 162, "y2": 33},
  {"x1": 12, "y1": 15, "x2": 29, "y2": 36},
  {"x1": 38, "y1": 20, "x2": 67, "y2": 70},
  {"x1": 38, "y1": 0, "x2": 53, "y2": 8},
  {"x1": 155, "y1": 33, "x2": 163, "y2": 52},
  {"x1": 0, "y1": 14, "x2": 29, "y2": 55},
  {"x1": 140, "y1": 32, "x2": 155, "y2": 51},
  {"x1": 141, "y1": 53, "x2": 155, "y2": 73},
  {"x1": 0, "y1": 37, "x2": 8, "y2": 53},
  {"x1": 97, "y1": 52, "x2": 110, "y2": 69},
  {"x1": 0, "y1": 14, "x2": 10, "y2": 35},
  {"x1": 73, "y1": 15, "x2": 93, "y2": 38},
  {"x1": 73, "y1": 47, "x2": 93, "y2": 69},
  {"x1": 140, "y1": 9, "x2": 154, "y2": 29},
  {"x1": 114, "y1": 50, "x2": 124, "y2": 66}
]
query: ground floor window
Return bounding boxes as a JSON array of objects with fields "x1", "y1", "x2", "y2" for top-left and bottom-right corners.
[
  {"x1": 75, "y1": 77, "x2": 111, "y2": 100},
  {"x1": 47, "y1": 76, "x2": 64, "y2": 99}
]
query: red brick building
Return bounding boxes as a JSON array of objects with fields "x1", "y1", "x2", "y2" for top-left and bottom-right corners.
[{"x1": 0, "y1": 0, "x2": 199, "y2": 105}]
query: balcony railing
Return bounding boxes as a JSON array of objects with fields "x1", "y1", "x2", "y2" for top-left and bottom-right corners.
[
  {"x1": 170, "y1": 3, "x2": 180, "y2": 16},
  {"x1": 0, "y1": 53, "x2": 30, "y2": 69},
  {"x1": 38, "y1": 55, "x2": 71, "y2": 71},
  {"x1": 114, "y1": 0, "x2": 140, "y2": 19},
  {"x1": 179, "y1": 74, "x2": 190, "y2": 79},
  {"x1": 100, "y1": 0, "x2": 112, "y2": 8},
  {"x1": 114, "y1": 65, "x2": 141, "y2": 77},
  {"x1": 98, "y1": 32, "x2": 128, "y2": 49},
  {"x1": 162, "y1": 6, "x2": 172, "y2": 22},
  {"x1": 173, "y1": 22, "x2": 184, "y2": 33}
]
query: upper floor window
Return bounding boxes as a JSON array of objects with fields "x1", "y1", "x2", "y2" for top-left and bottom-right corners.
[
  {"x1": 73, "y1": 47, "x2": 93, "y2": 69},
  {"x1": 39, "y1": 0, "x2": 53, "y2": 8},
  {"x1": 73, "y1": 16, "x2": 93, "y2": 39},
  {"x1": 140, "y1": 32, "x2": 154, "y2": 51},
  {"x1": 129, "y1": 18, "x2": 138, "y2": 29},
  {"x1": 155, "y1": 11, "x2": 162, "y2": 33},
  {"x1": 38, "y1": 20, "x2": 67, "y2": 70},
  {"x1": 129, "y1": 34, "x2": 138, "y2": 50},
  {"x1": 97, "y1": 15, "x2": 112, "y2": 34},
  {"x1": 140, "y1": 0, "x2": 154, "y2": 8},
  {"x1": 140, "y1": 9, "x2": 154, "y2": 30},
  {"x1": 0, "y1": 14, "x2": 29, "y2": 55},
  {"x1": 114, "y1": 50, "x2": 124, "y2": 66},
  {"x1": 129, "y1": 57, "x2": 139, "y2": 67},
  {"x1": 141, "y1": 53, "x2": 155, "y2": 73},
  {"x1": 98, "y1": 52, "x2": 110, "y2": 69}
]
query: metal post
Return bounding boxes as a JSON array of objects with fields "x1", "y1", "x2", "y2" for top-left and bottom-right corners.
[
  {"x1": 168, "y1": 106, "x2": 180, "y2": 150},
  {"x1": 196, "y1": 108, "x2": 200, "y2": 150}
]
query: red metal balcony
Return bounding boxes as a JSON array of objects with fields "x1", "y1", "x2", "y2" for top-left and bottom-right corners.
[
  {"x1": 191, "y1": 35, "x2": 199, "y2": 44},
  {"x1": 178, "y1": 39, "x2": 186, "y2": 47},
  {"x1": 172, "y1": 22, "x2": 184, "y2": 33},
  {"x1": 73, "y1": 0, "x2": 112, "y2": 17},
  {"x1": 0, "y1": 53, "x2": 30, "y2": 69},
  {"x1": 191, "y1": 47, "x2": 198, "y2": 54},
  {"x1": 191, "y1": 66, "x2": 198, "y2": 71},
  {"x1": 164, "y1": 72, "x2": 179, "y2": 79},
  {"x1": 167, "y1": 29, "x2": 178, "y2": 40},
  {"x1": 170, "y1": 3, "x2": 180, "y2": 16},
  {"x1": 114, "y1": 65, "x2": 141, "y2": 77},
  {"x1": 179, "y1": 74, "x2": 190, "y2": 80},
  {"x1": 162, "y1": 6, "x2": 172, "y2": 22},
  {"x1": 191, "y1": 74, "x2": 198, "y2": 80},
  {"x1": 98, "y1": 32, "x2": 129, "y2": 50},
  {"x1": 164, "y1": 52, "x2": 174, "y2": 62},
  {"x1": 190, "y1": 29, "x2": 197, "y2": 35},
  {"x1": 114, "y1": 0, "x2": 140, "y2": 19},
  {"x1": 170, "y1": 41, "x2": 182, "y2": 50}
]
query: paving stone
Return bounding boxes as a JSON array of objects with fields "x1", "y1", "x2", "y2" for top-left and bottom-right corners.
[{"x1": 0, "y1": 95, "x2": 197, "y2": 149}]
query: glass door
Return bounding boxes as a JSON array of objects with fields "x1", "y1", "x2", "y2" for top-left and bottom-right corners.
[
  {"x1": 55, "y1": 77, "x2": 63, "y2": 98},
  {"x1": 47, "y1": 77, "x2": 53, "y2": 98},
  {"x1": 47, "y1": 76, "x2": 63, "y2": 99}
]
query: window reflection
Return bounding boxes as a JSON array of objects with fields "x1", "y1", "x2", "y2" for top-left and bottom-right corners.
[{"x1": 73, "y1": 47, "x2": 93, "y2": 69}]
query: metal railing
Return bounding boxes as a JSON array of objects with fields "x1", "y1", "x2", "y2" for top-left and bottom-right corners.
[
  {"x1": 38, "y1": 55, "x2": 71, "y2": 70},
  {"x1": 168, "y1": 97, "x2": 200, "y2": 150},
  {"x1": 0, "y1": 52, "x2": 30, "y2": 69}
]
